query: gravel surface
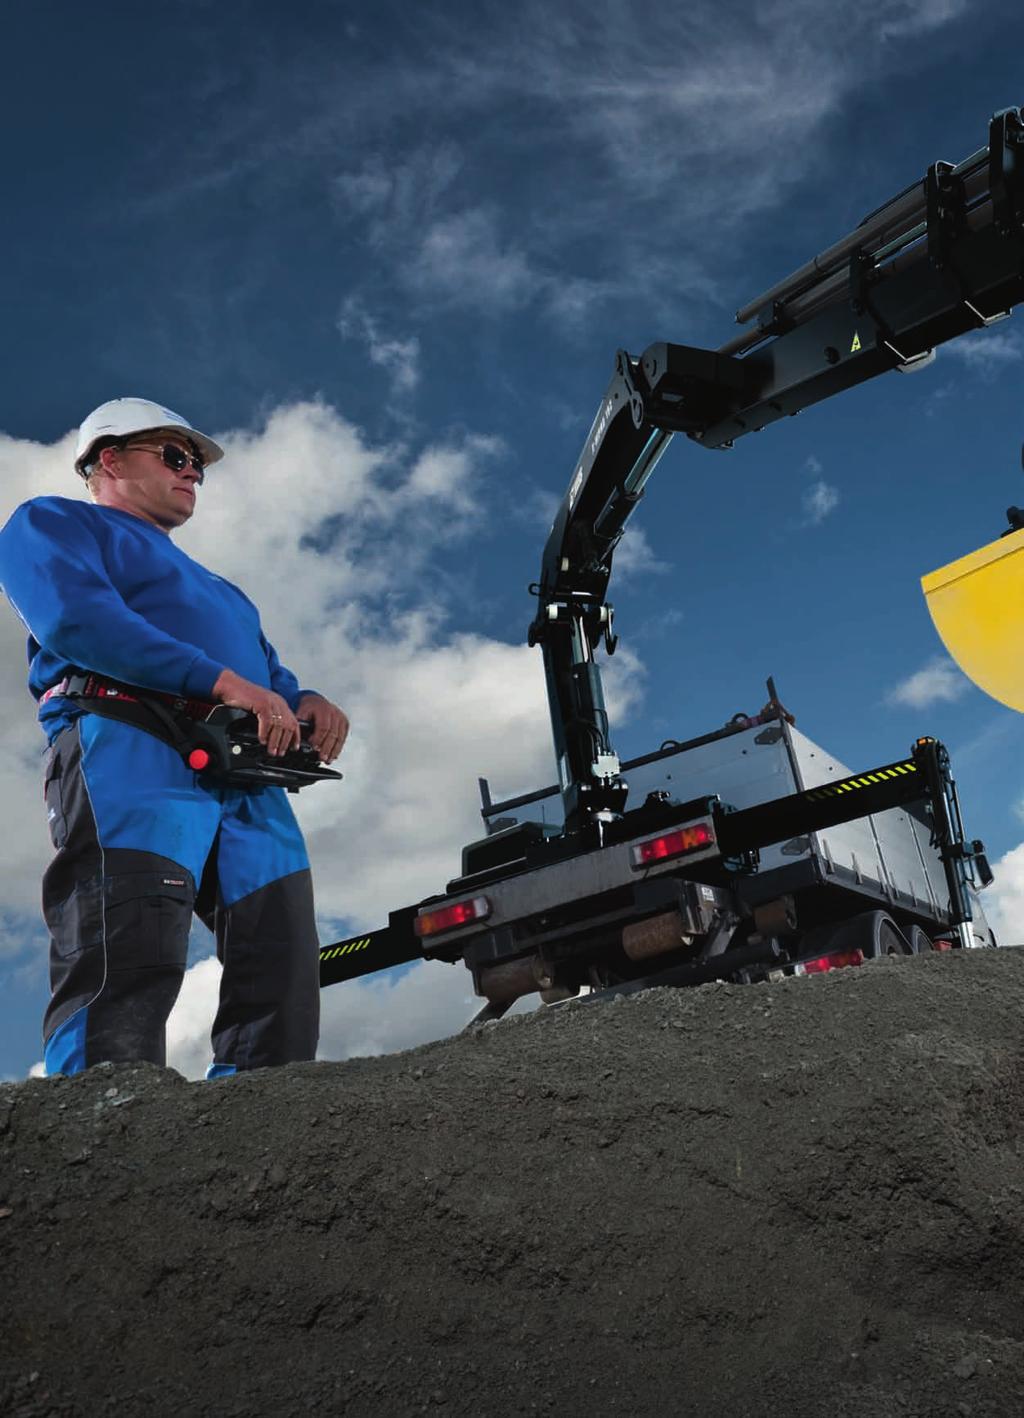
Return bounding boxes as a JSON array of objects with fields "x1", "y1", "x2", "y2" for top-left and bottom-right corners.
[{"x1": 3, "y1": 948, "x2": 1024, "y2": 1418}]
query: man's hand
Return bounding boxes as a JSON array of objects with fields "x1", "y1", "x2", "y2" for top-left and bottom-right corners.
[
  {"x1": 212, "y1": 668, "x2": 301, "y2": 757},
  {"x1": 295, "y1": 693, "x2": 349, "y2": 764}
]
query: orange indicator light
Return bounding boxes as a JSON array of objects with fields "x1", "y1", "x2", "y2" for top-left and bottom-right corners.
[{"x1": 414, "y1": 895, "x2": 491, "y2": 938}]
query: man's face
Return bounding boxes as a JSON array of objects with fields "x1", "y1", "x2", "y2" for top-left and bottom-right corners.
[{"x1": 96, "y1": 431, "x2": 205, "y2": 533}]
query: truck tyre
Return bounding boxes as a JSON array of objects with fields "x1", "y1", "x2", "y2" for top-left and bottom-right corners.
[
  {"x1": 825, "y1": 909, "x2": 912, "y2": 959},
  {"x1": 905, "y1": 924, "x2": 933, "y2": 954}
]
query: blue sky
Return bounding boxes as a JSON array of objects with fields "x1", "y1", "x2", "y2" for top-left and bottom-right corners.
[{"x1": 2, "y1": 0, "x2": 1024, "y2": 1077}]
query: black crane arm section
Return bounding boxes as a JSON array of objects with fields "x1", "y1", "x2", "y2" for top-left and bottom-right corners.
[{"x1": 530, "y1": 105, "x2": 1024, "y2": 834}]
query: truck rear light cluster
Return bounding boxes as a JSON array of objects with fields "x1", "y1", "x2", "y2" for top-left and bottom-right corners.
[
  {"x1": 631, "y1": 822, "x2": 715, "y2": 868},
  {"x1": 414, "y1": 896, "x2": 491, "y2": 938},
  {"x1": 800, "y1": 948, "x2": 865, "y2": 975}
]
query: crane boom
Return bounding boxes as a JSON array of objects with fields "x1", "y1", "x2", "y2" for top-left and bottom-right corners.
[{"x1": 531, "y1": 105, "x2": 1024, "y2": 833}]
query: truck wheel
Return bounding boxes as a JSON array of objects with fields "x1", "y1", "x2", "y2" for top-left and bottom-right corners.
[
  {"x1": 826, "y1": 909, "x2": 912, "y2": 959},
  {"x1": 864, "y1": 911, "x2": 912, "y2": 957},
  {"x1": 905, "y1": 924, "x2": 933, "y2": 954}
]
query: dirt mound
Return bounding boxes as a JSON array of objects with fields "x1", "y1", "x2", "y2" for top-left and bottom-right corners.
[{"x1": 3, "y1": 949, "x2": 1024, "y2": 1418}]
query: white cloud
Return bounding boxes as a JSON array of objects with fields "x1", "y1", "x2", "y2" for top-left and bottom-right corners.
[
  {"x1": 948, "y1": 711, "x2": 1022, "y2": 773},
  {"x1": 298, "y1": 3, "x2": 970, "y2": 338},
  {"x1": 923, "y1": 381, "x2": 955, "y2": 419},
  {"x1": 597, "y1": 641, "x2": 647, "y2": 730},
  {"x1": 798, "y1": 455, "x2": 838, "y2": 525},
  {"x1": 332, "y1": 144, "x2": 464, "y2": 236},
  {"x1": 980, "y1": 841, "x2": 1024, "y2": 947},
  {"x1": 886, "y1": 656, "x2": 971, "y2": 709},
  {"x1": 170, "y1": 0, "x2": 971, "y2": 232},
  {"x1": 613, "y1": 525, "x2": 670, "y2": 580},
  {"x1": 155, "y1": 2, "x2": 973, "y2": 334},
  {"x1": 546, "y1": 276, "x2": 616, "y2": 329},
  {"x1": 431, "y1": 0, "x2": 966, "y2": 220},
  {"x1": 877, "y1": 0, "x2": 970, "y2": 39},
  {"x1": 515, "y1": 486, "x2": 561, "y2": 533},
  {"x1": 0, "y1": 403, "x2": 647, "y2": 1071},
  {"x1": 409, "y1": 207, "x2": 539, "y2": 312},
  {"x1": 333, "y1": 165, "x2": 397, "y2": 218},
  {"x1": 941, "y1": 327, "x2": 1024, "y2": 378},
  {"x1": 403, "y1": 435, "x2": 503, "y2": 515},
  {"x1": 318, "y1": 959, "x2": 479, "y2": 1061},
  {"x1": 334, "y1": 153, "x2": 552, "y2": 318},
  {"x1": 163, "y1": 955, "x2": 221, "y2": 1078},
  {"x1": 801, "y1": 480, "x2": 840, "y2": 525},
  {"x1": 0, "y1": 913, "x2": 45, "y2": 962},
  {"x1": 338, "y1": 297, "x2": 421, "y2": 395},
  {"x1": 632, "y1": 607, "x2": 685, "y2": 643}
]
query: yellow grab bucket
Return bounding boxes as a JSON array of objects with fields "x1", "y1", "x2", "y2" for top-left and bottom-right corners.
[{"x1": 921, "y1": 527, "x2": 1024, "y2": 711}]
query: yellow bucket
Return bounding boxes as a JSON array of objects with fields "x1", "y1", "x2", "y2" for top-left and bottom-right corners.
[{"x1": 922, "y1": 527, "x2": 1024, "y2": 711}]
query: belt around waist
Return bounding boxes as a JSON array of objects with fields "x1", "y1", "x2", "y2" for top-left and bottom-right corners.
[{"x1": 38, "y1": 674, "x2": 218, "y2": 722}]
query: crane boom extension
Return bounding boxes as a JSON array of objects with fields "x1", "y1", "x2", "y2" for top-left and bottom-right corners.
[{"x1": 531, "y1": 105, "x2": 1024, "y2": 833}]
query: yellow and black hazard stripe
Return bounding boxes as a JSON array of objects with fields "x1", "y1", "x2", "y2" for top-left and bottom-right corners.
[
  {"x1": 803, "y1": 759, "x2": 917, "y2": 803},
  {"x1": 318, "y1": 916, "x2": 424, "y2": 988},
  {"x1": 319, "y1": 936, "x2": 372, "y2": 962}
]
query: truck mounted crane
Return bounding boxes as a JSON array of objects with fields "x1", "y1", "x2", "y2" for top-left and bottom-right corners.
[{"x1": 317, "y1": 105, "x2": 1024, "y2": 1016}]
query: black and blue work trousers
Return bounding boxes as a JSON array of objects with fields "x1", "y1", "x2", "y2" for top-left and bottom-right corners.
[{"x1": 40, "y1": 714, "x2": 320, "y2": 1077}]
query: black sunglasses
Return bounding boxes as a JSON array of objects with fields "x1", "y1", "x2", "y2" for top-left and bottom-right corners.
[{"x1": 124, "y1": 441, "x2": 206, "y2": 482}]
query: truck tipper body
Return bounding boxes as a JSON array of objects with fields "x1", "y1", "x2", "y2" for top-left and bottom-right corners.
[{"x1": 479, "y1": 711, "x2": 994, "y2": 949}]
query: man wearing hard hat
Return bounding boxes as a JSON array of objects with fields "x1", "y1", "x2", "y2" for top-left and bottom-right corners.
[{"x1": 0, "y1": 398, "x2": 349, "y2": 1078}]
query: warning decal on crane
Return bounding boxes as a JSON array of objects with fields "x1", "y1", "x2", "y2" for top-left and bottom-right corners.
[
  {"x1": 850, "y1": 332, "x2": 862, "y2": 353},
  {"x1": 803, "y1": 760, "x2": 916, "y2": 802},
  {"x1": 319, "y1": 911, "x2": 425, "y2": 987},
  {"x1": 320, "y1": 937, "x2": 371, "y2": 961}
]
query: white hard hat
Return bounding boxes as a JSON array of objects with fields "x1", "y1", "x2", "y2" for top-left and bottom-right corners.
[{"x1": 74, "y1": 397, "x2": 225, "y2": 477}]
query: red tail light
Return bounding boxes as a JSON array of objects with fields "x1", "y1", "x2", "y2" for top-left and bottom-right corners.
[
  {"x1": 632, "y1": 821, "x2": 715, "y2": 868},
  {"x1": 414, "y1": 896, "x2": 491, "y2": 938},
  {"x1": 802, "y1": 948, "x2": 865, "y2": 974}
]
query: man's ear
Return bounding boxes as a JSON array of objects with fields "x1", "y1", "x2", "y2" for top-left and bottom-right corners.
[{"x1": 96, "y1": 445, "x2": 122, "y2": 477}]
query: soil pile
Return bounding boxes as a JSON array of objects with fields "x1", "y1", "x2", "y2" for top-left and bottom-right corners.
[{"x1": 3, "y1": 948, "x2": 1024, "y2": 1418}]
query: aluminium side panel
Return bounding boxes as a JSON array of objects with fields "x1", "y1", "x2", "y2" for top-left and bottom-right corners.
[
  {"x1": 493, "y1": 725, "x2": 814, "y2": 873},
  {"x1": 486, "y1": 721, "x2": 992, "y2": 937},
  {"x1": 620, "y1": 726, "x2": 812, "y2": 873},
  {"x1": 786, "y1": 726, "x2": 992, "y2": 935},
  {"x1": 786, "y1": 727, "x2": 906, "y2": 904}
]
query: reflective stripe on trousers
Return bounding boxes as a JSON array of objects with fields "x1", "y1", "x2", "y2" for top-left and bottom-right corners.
[{"x1": 41, "y1": 715, "x2": 320, "y2": 1075}]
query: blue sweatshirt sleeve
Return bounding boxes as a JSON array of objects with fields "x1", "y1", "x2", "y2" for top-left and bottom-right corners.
[
  {"x1": 260, "y1": 632, "x2": 320, "y2": 712},
  {"x1": 0, "y1": 500, "x2": 224, "y2": 698}
]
